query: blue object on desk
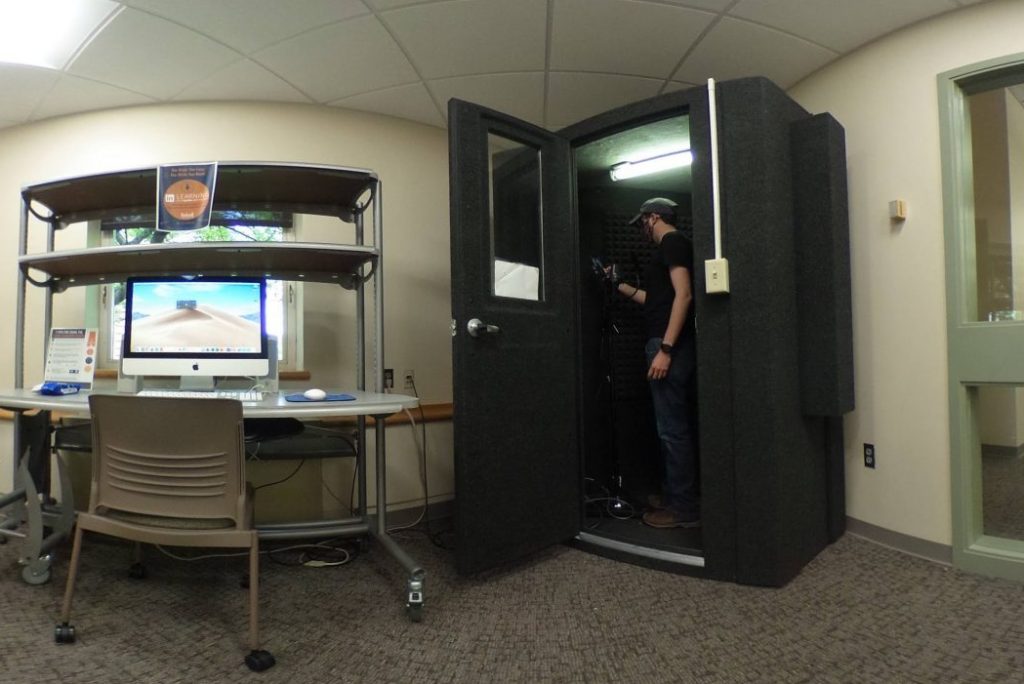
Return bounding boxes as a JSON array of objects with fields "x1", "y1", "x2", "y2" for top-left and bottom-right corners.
[
  {"x1": 38, "y1": 382, "x2": 81, "y2": 396},
  {"x1": 283, "y1": 392, "x2": 356, "y2": 402}
]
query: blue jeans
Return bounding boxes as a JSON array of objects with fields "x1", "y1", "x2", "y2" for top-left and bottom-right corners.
[{"x1": 645, "y1": 337, "x2": 699, "y2": 519}]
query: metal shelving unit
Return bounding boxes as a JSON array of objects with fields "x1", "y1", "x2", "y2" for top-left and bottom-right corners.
[{"x1": 1, "y1": 161, "x2": 426, "y2": 620}]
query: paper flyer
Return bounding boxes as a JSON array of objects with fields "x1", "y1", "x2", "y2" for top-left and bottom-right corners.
[
  {"x1": 157, "y1": 162, "x2": 217, "y2": 231},
  {"x1": 44, "y1": 328, "x2": 98, "y2": 386}
]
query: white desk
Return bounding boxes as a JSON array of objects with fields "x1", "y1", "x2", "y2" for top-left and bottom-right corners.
[
  {"x1": 0, "y1": 388, "x2": 418, "y2": 419},
  {"x1": 0, "y1": 388, "x2": 424, "y2": 606}
]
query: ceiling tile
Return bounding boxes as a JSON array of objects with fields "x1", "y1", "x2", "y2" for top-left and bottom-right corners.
[
  {"x1": 32, "y1": 75, "x2": 155, "y2": 121},
  {"x1": 174, "y1": 59, "x2": 310, "y2": 103},
  {"x1": 546, "y1": 71, "x2": 664, "y2": 130},
  {"x1": 381, "y1": 0, "x2": 547, "y2": 79},
  {"x1": 730, "y1": 0, "x2": 958, "y2": 52},
  {"x1": 673, "y1": 17, "x2": 836, "y2": 88},
  {"x1": 0, "y1": 65, "x2": 60, "y2": 122},
  {"x1": 120, "y1": 0, "x2": 371, "y2": 54},
  {"x1": 253, "y1": 14, "x2": 418, "y2": 102},
  {"x1": 550, "y1": 0, "x2": 714, "y2": 78},
  {"x1": 665, "y1": 80, "x2": 702, "y2": 93},
  {"x1": 656, "y1": 0, "x2": 735, "y2": 11},
  {"x1": 428, "y1": 72, "x2": 546, "y2": 127},
  {"x1": 364, "y1": 0, "x2": 438, "y2": 9},
  {"x1": 67, "y1": 8, "x2": 240, "y2": 99},
  {"x1": 331, "y1": 82, "x2": 444, "y2": 128}
]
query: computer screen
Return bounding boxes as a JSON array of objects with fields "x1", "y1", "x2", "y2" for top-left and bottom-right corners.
[{"x1": 121, "y1": 276, "x2": 269, "y2": 378}]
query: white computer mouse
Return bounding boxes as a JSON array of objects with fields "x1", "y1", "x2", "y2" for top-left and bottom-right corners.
[{"x1": 303, "y1": 388, "x2": 327, "y2": 401}]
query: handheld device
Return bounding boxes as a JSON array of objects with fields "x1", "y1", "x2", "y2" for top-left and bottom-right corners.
[{"x1": 591, "y1": 257, "x2": 618, "y2": 284}]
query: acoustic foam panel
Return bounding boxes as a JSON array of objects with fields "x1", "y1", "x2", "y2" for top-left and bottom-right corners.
[{"x1": 791, "y1": 113, "x2": 855, "y2": 417}]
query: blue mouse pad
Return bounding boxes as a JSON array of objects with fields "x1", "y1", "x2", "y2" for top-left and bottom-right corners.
[{"x1": 284, "y1": 393, "x2": 356, "y2": 402}]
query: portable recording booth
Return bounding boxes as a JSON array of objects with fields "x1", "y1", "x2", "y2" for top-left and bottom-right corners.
[{"x1": 450, "y1": 76, "x2": 853, "y2": 587}]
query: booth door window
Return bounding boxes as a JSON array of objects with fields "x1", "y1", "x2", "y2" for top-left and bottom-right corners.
[{"x1": 488, "y1": 133, "x2": 543, "y2": 302}]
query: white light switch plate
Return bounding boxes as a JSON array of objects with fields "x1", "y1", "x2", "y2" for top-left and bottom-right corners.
[{"x1": 705, "y1": 258, "x2": 730, "y2": 294}]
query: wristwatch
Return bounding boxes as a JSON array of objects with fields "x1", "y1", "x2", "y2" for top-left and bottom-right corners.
[{"x1": 659, "y1": 342, "x2": 673, "y2": 354}]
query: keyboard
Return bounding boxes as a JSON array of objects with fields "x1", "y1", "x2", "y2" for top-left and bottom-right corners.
[{"x1": 137, "y1": 390, "x2": 264, "y2": 402}]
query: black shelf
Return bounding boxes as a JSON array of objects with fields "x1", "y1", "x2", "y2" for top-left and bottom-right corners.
[
  {"x1": 24, "y1": 162, "x2": 378, "y2": 224},
  {"x1": 20, "y1": 241, "x2": 378, "y2": 290}
]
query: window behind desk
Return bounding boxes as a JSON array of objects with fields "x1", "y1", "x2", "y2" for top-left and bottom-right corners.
[{"x1": 96, "y1": 211, "x2": 303, "y2": 372}]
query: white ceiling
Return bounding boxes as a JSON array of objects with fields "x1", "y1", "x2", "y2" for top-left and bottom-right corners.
[{"x1": 0, "y1": 0, "x2": 989, "y2": 133}]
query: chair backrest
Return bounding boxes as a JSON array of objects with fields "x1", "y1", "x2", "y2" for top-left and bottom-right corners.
[{"x1": 87, "y1": 395, "x2": 247, "y2": 527}]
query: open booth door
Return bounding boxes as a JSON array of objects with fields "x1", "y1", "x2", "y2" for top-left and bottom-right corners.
[{"x1": 449, "y1": 99, "x2": 581, "y2": 574}]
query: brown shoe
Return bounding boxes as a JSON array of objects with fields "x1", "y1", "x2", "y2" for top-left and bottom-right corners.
[
  {"x1": 642, "y1": 509, "x2": 700, "y2": 529},
  {"x1": 646, "y1": 494, "x2": 666, "y2": 510}
]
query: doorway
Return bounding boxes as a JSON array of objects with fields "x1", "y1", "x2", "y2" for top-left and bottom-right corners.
[
  {"x1": 575, "y1": 113, "x2": 703, "y2": 559},
  {"x1": 939, "y1": 56, "x2": 1024, "y2": 581}
]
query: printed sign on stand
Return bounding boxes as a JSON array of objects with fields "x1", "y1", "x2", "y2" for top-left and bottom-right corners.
[{"x1": 44, "y1": 328, "x2": 98, "y2": 387}]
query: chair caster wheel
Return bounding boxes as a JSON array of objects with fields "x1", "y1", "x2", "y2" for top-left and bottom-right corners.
[
  {"x1": 54, "y1": 623, "x2": 76, "y2": 644},
  {"x1": 245, "y1": 649, "x2": 276, "y2": 671},
  {"x1": 128, "y1": 562, "x2": 147, "y2": 579},
  {"x1": 22, "y1": 562, "x2": 51, "y2": 585}
]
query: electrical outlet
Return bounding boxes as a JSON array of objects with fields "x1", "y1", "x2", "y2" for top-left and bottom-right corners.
[
  {"x1": 403, "y1": 369, "x2": 415, "y2": 389},
  {"x1": 384, "y1": 368, "x2": 394, "y2": 389},
  {"x1": 864, "y1": 443, "x2": 876, "y2": 469}
]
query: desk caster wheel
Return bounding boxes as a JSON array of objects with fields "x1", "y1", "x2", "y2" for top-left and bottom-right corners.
[
  {"x1": 245, "y1": 649, "x2": 276, "y2": 671},
  {"x1": 54, "y1": 623, "x2": 76, "y2": 644},
  {"x1": 22, "y1": 561, "x2": 51, "y2": 585},
  {"x1": 128, "y1": 562, "x2": 147, "y2": 579},
  {"x1": 406, "y1": 578, "x2": 424, "y2": 622}
]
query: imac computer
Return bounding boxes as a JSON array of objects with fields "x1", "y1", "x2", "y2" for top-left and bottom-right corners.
[{"x1": 121, "y1": 275, "x2": 269, "y2": 381}]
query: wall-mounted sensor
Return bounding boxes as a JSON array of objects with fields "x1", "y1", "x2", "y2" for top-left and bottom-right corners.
[{"x1": 889, "y1": 199, "x2": 907, "y2": 222}]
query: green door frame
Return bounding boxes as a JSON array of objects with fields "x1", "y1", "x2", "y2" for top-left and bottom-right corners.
[{"x1": 939, "y1": 53, "x2": 1024, "y2": 581}]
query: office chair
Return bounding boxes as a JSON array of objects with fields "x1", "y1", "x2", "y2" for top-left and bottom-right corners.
[{"x1": 54, "y1": 395, "x2": 275, "y2": 672}]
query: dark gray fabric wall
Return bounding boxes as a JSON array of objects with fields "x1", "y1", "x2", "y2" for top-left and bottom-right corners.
[{"x1": 694, "y1": 78, "x2": 850, "y2": 586}]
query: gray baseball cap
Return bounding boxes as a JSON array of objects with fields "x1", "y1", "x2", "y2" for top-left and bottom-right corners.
[{"x1": 628, "y1": 197, "x2": 678, "y2": 226}]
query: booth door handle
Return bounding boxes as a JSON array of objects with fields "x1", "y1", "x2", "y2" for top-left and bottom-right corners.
[{"x1": 467, "y1": 318, "x2": 501, "y2": 337}]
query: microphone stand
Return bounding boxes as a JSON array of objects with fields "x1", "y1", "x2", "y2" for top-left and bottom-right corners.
[{"x1": 595, "y1": 269, "x2": 631, "y2": 517}]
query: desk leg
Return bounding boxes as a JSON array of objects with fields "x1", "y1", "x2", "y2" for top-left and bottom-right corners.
[{"x1": 369, "y1": 413, "x2": 425, "y2": 621}]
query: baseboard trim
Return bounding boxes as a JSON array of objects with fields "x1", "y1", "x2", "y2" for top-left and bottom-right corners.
[
  {"x1": 846, "y1": 517, "x2": 953, "y2": 566},
  {"x1": 383, "y1": 498, "x2": 454, "y2": 529},
  {"x1": 981, "y1": 443, "x2": 1024, "y2": 459}
]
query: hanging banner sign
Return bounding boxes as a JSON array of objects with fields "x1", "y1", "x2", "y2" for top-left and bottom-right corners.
[{"x1": 157, "y1": 162, "x2": 217, "y2": 231}]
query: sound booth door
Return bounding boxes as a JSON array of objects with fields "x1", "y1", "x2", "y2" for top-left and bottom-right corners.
[{"x1": 448, "y1": 99, "x2": 581, "y2": 575}]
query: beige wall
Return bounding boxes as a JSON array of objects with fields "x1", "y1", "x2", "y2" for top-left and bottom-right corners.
[
  {"x1": 0, "y1": 102, "x2": 454, "y2": 514},
  {"x1": 789, "y1": 0, "x2": 1024, "y2": 545}
]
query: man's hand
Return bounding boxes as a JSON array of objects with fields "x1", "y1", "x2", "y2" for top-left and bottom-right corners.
[{"x1": 647, "y1": 350, "x2": 672, "y2": 380}]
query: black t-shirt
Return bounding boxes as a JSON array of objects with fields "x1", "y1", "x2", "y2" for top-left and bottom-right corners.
[{"x1": 643, "y1": 230, "x2": 695, "y2": 343}]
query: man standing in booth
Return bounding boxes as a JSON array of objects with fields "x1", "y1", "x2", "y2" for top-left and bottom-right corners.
[{"x1": 607, "y1": 197, "x2": 699, "y2": 528}]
